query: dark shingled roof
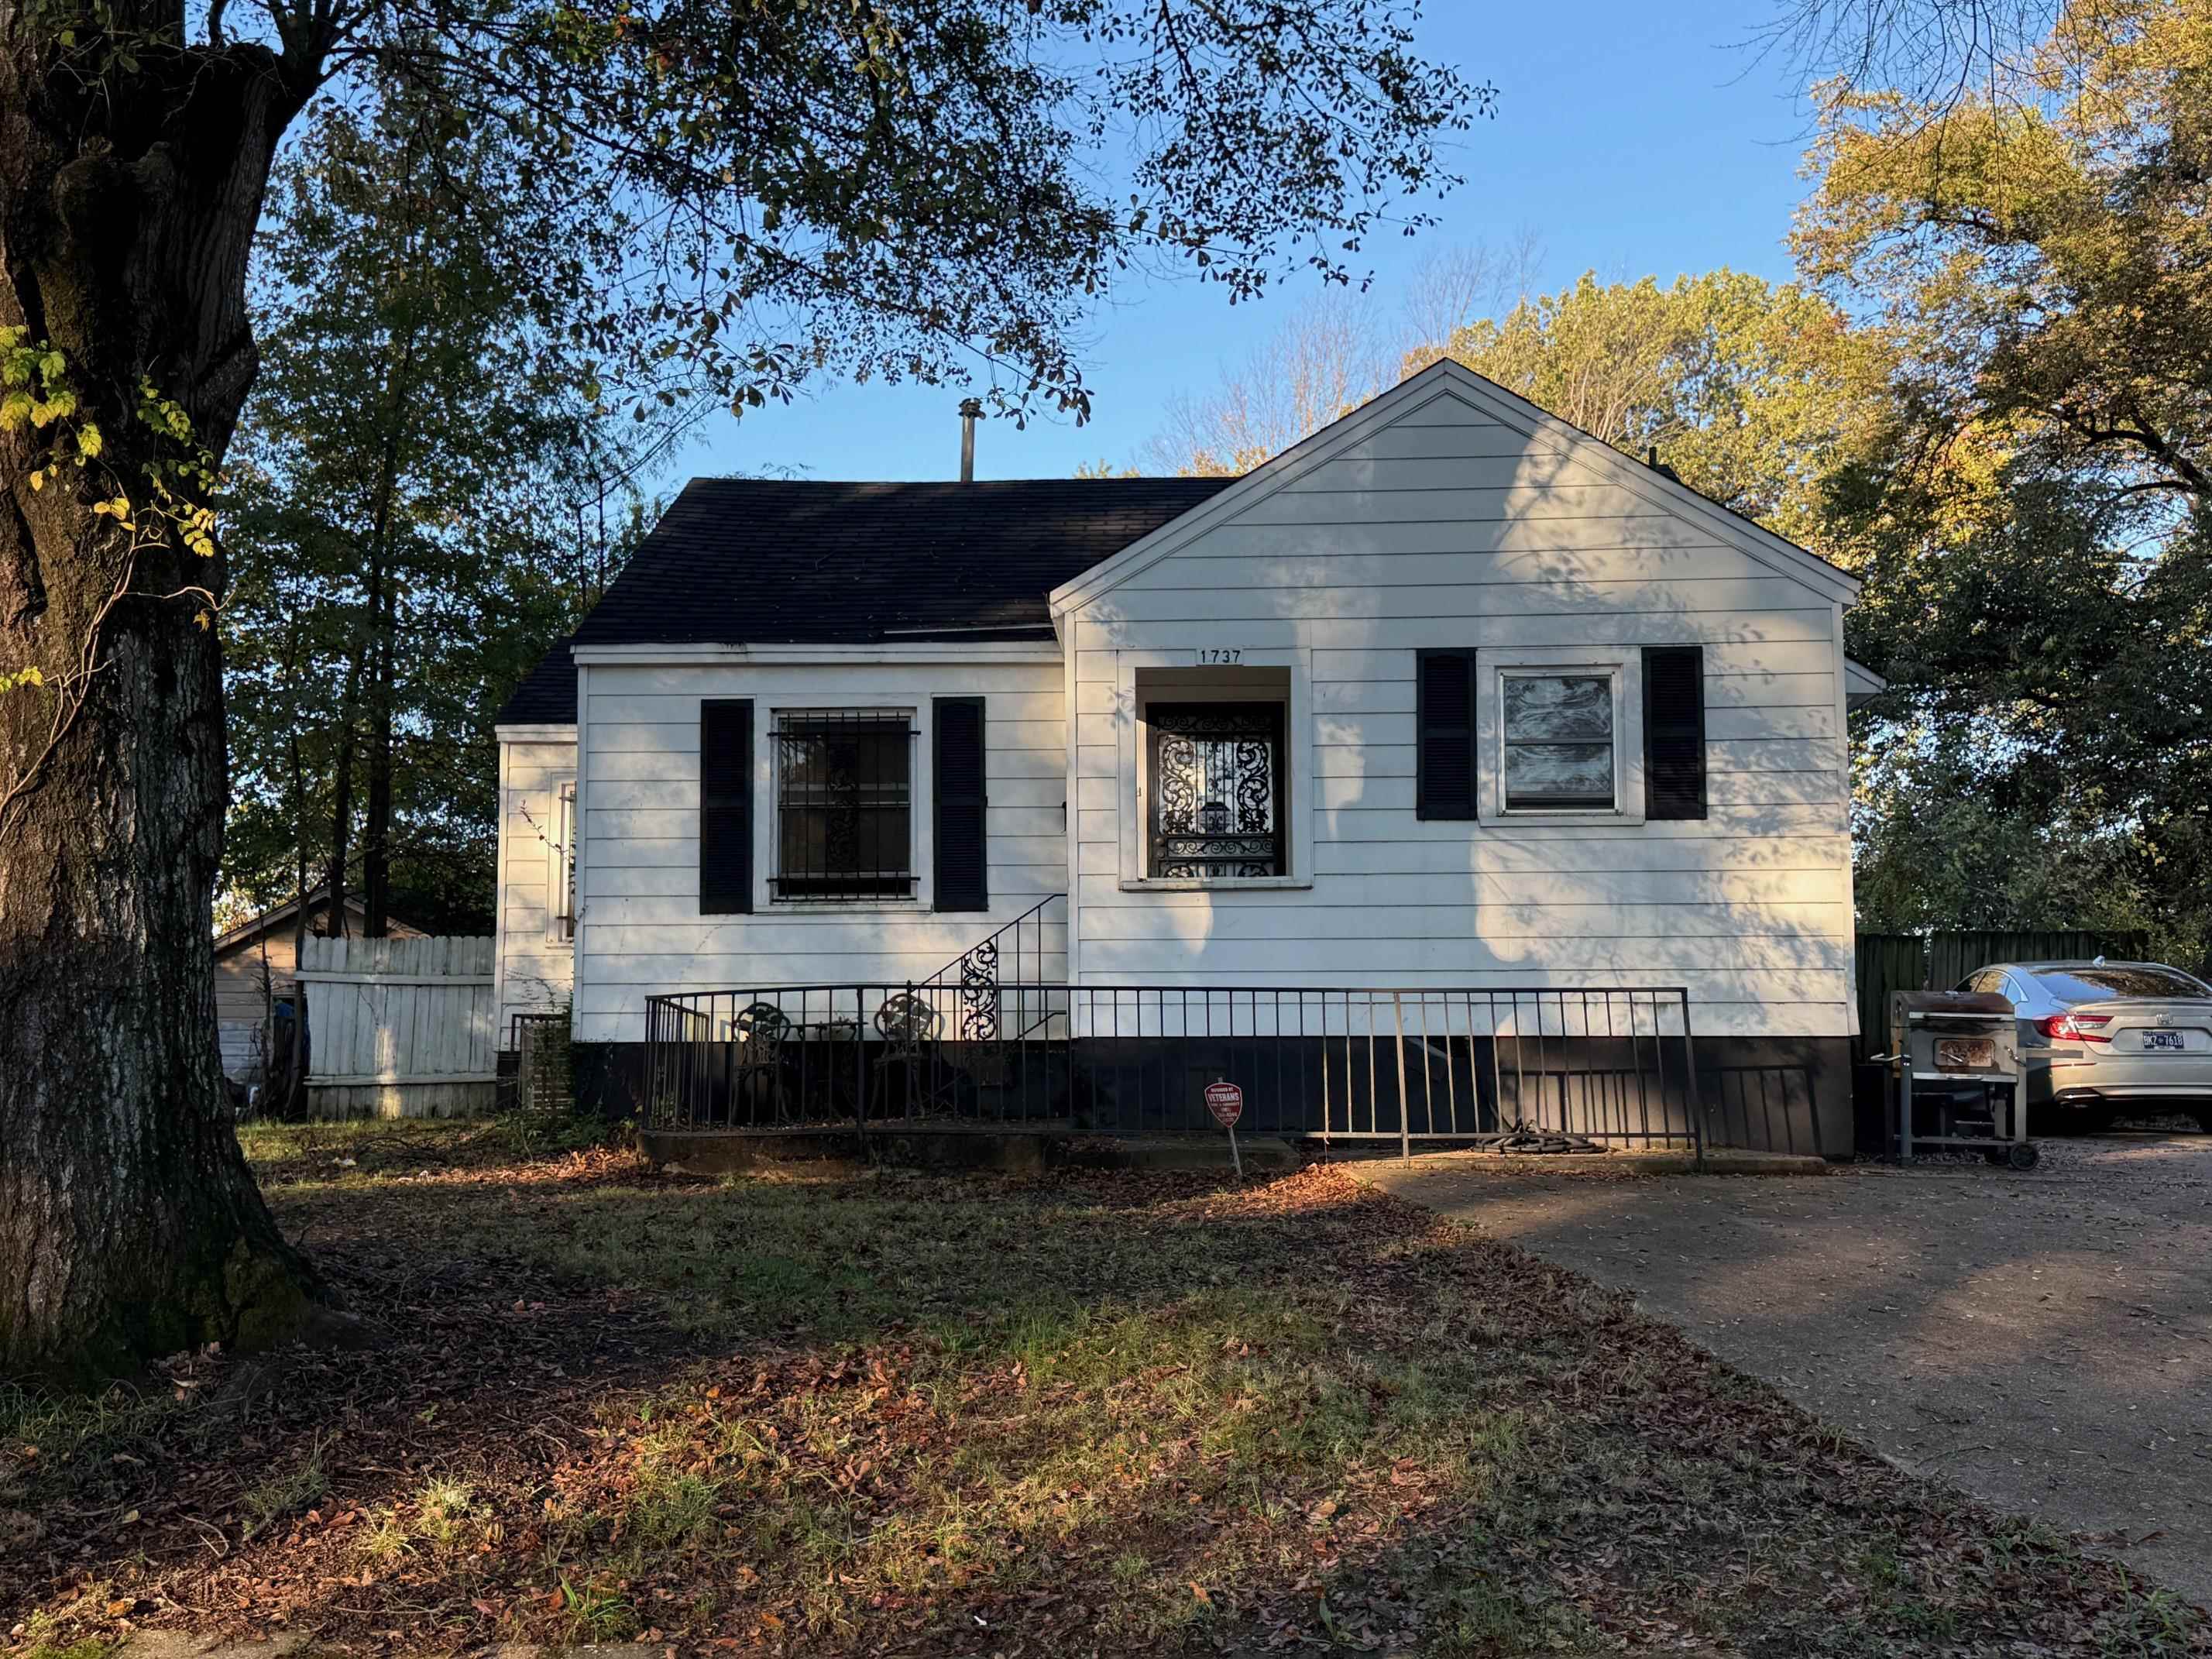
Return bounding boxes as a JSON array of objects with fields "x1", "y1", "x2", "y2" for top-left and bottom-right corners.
[
  {"x1": 573, "y1": 476, "x2": 1235, "y2": 647},
  {"x1": 497, "y1": 477, "x2": 1232, "y2": 726},
  {"x1": 496, "y1": 638, "x2": 579, "y2": 726}
]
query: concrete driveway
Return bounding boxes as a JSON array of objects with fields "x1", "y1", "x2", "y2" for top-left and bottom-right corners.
[{"x1": 1355, "y1": 1131, "x2": 2212, "y2": 1609}]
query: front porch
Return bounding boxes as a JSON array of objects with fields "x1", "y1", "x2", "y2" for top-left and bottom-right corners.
[{"x1": 642, "y1": 978, "x2": 1735, "y2": 1151}]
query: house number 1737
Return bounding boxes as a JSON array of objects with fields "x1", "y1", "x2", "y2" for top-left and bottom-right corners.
[{"x1": 1195, "y1": 647, "x2": 1242, "y2": 665}]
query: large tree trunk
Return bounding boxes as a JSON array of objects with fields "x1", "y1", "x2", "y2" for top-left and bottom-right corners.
[{"x1": 0, "y1": 32, "x2": 325, "y2": 1377}]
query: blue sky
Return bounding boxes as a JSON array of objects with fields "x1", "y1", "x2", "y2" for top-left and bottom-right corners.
[{"x1": 685, "y1": 2, "x2": 1819, "y2": 486}]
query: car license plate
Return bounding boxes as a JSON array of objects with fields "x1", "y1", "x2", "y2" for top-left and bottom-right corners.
[
  {"x1": 2142, "y1": 1030, "x2": 2186, "y2": 1052},
  {"x1": 1936, "y1": 1037, "x2": 1995, "y2": 1070}
]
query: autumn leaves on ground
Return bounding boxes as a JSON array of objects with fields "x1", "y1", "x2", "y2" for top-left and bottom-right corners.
[{"x1": 4, "y1": 1125, "x2": 2206, "y2": 1658}]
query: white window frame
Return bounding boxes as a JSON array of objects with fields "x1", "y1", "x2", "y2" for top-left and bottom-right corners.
[
  {"x1": 1116, "y1": 651, "x2": 1314, "y2": 891},
  {"x1": 546, "y1": 778, "x2": 577, "y2": 942},
  {"x1": 1475, "y1": 646, "x2": 1646, "y2": 826},
  {"x1": 765, "y1": 704, "x2": 925, "y2": 909}
]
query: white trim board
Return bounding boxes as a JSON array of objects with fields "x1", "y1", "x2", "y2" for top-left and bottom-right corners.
[
  {"x1": 1048, "y1": 359, "x2": 1863, "y2": 619},
  {"x1": 1113, "y1": 651, "x2": 1316, "y2": 891},
  {"x1": 496, "y1": 723, "x2": 579, "y2": 743},
  {"x1": 572, "y1": 642, "x2": 1062, "y2": 666}
]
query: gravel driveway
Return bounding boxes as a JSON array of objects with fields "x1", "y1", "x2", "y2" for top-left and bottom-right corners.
[{"x1": 1355, "y1": 1131, "x2": 2212, "y2": 1609}]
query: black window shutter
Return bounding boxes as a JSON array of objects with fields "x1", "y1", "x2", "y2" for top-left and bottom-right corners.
[
  {"x1": 699, "y1": 699, "x2": 754, "y2": 914},
  {"x1": 1642, "y1": 647, "x2": 1707, "y2": 820},
  {"x1": 1416, "y1": 649, "x2": 1478, "y2": 820},
  {"x1": 933, "y1": 696, "x2": 988, "y2": 912}
]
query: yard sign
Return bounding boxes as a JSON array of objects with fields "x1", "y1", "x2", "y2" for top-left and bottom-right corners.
[
  {"x1": 1206, "y1": 1080, "x2": 1244, "y2": 1177},
  {"x1": 1204, "y1": 1080, "x2": 1243, "y2": 1128}
]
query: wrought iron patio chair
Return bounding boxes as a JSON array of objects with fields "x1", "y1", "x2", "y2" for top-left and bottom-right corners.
[
  {"x1": 871, "y1": 991, "x2": 943, "y2": 1118},
  {"x1": 730, "y1": 1001, "x2": 793, "y2": 1124}
]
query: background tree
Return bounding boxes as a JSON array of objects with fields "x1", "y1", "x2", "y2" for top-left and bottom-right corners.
[
  {"x1": 0, "y1": 0, "x2": 1488, "y2": 1378},
  {"x1": 1398, "y1": 234, "x2": 1544, "y2": 360},
  {"x1": 219, "y1": 92, "x2": 666, "y2": 942},
  {"x1": 1753, "y1": 0, "x2": 2086, "y2": 108},
  {"x1": 1796, "y1": 3, "x2": 2212, "y2": 518},
  {"x1": 1144, "y1": 237, "x2": 1538, "y2": 475},
  {"x1": 1417, "y1": 269, "x2": 1892, "y2": 552},
  {"x1": 1144, "y1": 290, "x2": 1390, "y2": 476},
  {"x1": 1797, "y1": 0, "x2": 2212, "y2": 961}
]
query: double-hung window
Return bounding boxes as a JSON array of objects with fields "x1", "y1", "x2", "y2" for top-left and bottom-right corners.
[
  {"x1": 1500, "y1": 672, "x2": 1618, "y2": 811},
  {"x1": 1418, "y1": 647, "x2": 1708, "y2": 827},
  {"x1": 1471, "y1": 647, "x2": 1646, "y2": 825},
  {"x1": 769, "y1": 709, "x2": 916, "y2": 901}
]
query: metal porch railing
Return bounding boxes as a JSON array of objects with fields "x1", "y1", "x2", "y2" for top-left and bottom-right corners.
[
  {"x1": 642, "y1": 982, "x2": 1705, "y2": 1157},
  {"x1": 916, "y1": 894, "x2": 1067, "y2": 1042}
]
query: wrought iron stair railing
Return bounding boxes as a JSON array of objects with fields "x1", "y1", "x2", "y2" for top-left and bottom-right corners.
[{"x1": 919, "y1": 894, "x2": 1066, "y2": 1043}]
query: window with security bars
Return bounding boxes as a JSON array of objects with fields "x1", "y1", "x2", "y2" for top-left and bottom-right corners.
[
  {"x1": 771, "y1": 710, "x2": 917, "y2": 900},
  {"x1": 1147, "y1": 702, "x2": 1286, "y2": 878}
]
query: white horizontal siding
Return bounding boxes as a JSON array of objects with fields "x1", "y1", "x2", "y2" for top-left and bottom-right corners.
[
  {"x1": 1062, "y1": 400, "x2": 1855, "y2": 1039},
  {"x1": 1088, "y1": 575, "x2": 1817, "y2": 623},
  {"x1": 1071, "y1": 613, "x2": 1839, "y2": 654},
  {"x1": 495, "y1": 737, "x2": 577, "y2": 1039},
  {"x1": 1298, "y1": 640, "x2": 1836, "y2": 682},
  {"x1": 1222, "y1": 485, "x2": 1744, "y2": 527},
  {"x1": 1073, "y1": 641, "x2": 1835, "y2": 685},
  {"x1": 1078, "y1": 867, "x2": 1845, "y2": 906},
  {"x1": 1125, "y1": 544, "x2": 1778, "y2": 590},
  {"x1": 586, "y1": 803, "x2": 1070, "y2": 840},
  {"x1": 574, "y1": 661, "x2": 1066, "y2": 1043},
  {"x1": 218, "y1": 1020, "x2": 262, "y2": 1082}
]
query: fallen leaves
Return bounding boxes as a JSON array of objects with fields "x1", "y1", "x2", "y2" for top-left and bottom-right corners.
[{"x1": 2, "y1": 1140, "x2": 2204, "y2": 1658}]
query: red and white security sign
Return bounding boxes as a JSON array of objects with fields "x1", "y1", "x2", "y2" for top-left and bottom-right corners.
[{"x1": 1204, "y1": 1080, "x2": 1244, "y2": 1129}]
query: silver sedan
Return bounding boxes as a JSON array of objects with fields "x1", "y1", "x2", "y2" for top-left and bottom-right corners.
[{"x1": 1956, "y1": 960, "x2": 2212, "y2": 1133}]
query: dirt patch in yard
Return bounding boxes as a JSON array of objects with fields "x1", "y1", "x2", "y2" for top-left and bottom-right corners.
[{"x1": 4, "y1": 1124, "x2": 2207, "y2": 1657}]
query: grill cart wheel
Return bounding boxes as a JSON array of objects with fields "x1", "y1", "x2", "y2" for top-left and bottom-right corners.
[{"x1": 2006, "y1": 1141, "x2": 2039, "y2": 1170}]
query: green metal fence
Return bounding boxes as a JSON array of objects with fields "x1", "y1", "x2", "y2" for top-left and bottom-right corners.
[{"x1": 1853, "y1": 930, "x2": 2153, "y2": 1059}]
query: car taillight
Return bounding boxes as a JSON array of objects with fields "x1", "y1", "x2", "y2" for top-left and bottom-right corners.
[{"x1": 2038, "y1": 1012, "x2": 2112, "y2": 1045}]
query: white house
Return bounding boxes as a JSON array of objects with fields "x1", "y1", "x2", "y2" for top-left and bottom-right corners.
[{"x1": 493, "y1": 359, "x2": 1881, "y2": 1152}]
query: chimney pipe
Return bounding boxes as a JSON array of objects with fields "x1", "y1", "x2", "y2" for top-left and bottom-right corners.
[{"x1": 958, "y1": 397, "x2": 983, "y2": 483}]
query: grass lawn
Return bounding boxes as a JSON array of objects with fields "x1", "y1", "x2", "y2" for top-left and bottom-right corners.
[{"x1": 4, "y1": 1118, "x2": 2206, "y2": 1657}]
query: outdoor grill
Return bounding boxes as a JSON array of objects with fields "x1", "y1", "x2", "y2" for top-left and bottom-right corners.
[{"x1": 1878, "y1": 991, "x2": 2036, "y2": 1166}]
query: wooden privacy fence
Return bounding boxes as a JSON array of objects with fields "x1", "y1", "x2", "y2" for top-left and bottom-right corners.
[
  {"x1": 298, "y1": 936, "x2": 498, "y2": 1117},
  {"x1": 1853, "y1": 929, "x2": 2151, "y2": 1060}
]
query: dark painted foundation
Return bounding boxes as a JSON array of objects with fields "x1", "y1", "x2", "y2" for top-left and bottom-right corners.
[{"x1": 579, "y1": 1032, "x2": 1856, "y2": 1159}]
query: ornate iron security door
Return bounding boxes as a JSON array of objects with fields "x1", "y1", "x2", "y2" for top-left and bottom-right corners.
[{"x1": 1147, "y1": 702, "x2": 1286, "y2": 878}]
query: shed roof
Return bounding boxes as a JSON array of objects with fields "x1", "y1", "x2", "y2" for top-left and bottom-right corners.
[{"x1": 212, "y1": 889, "x2": 427, "y2": 955}]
